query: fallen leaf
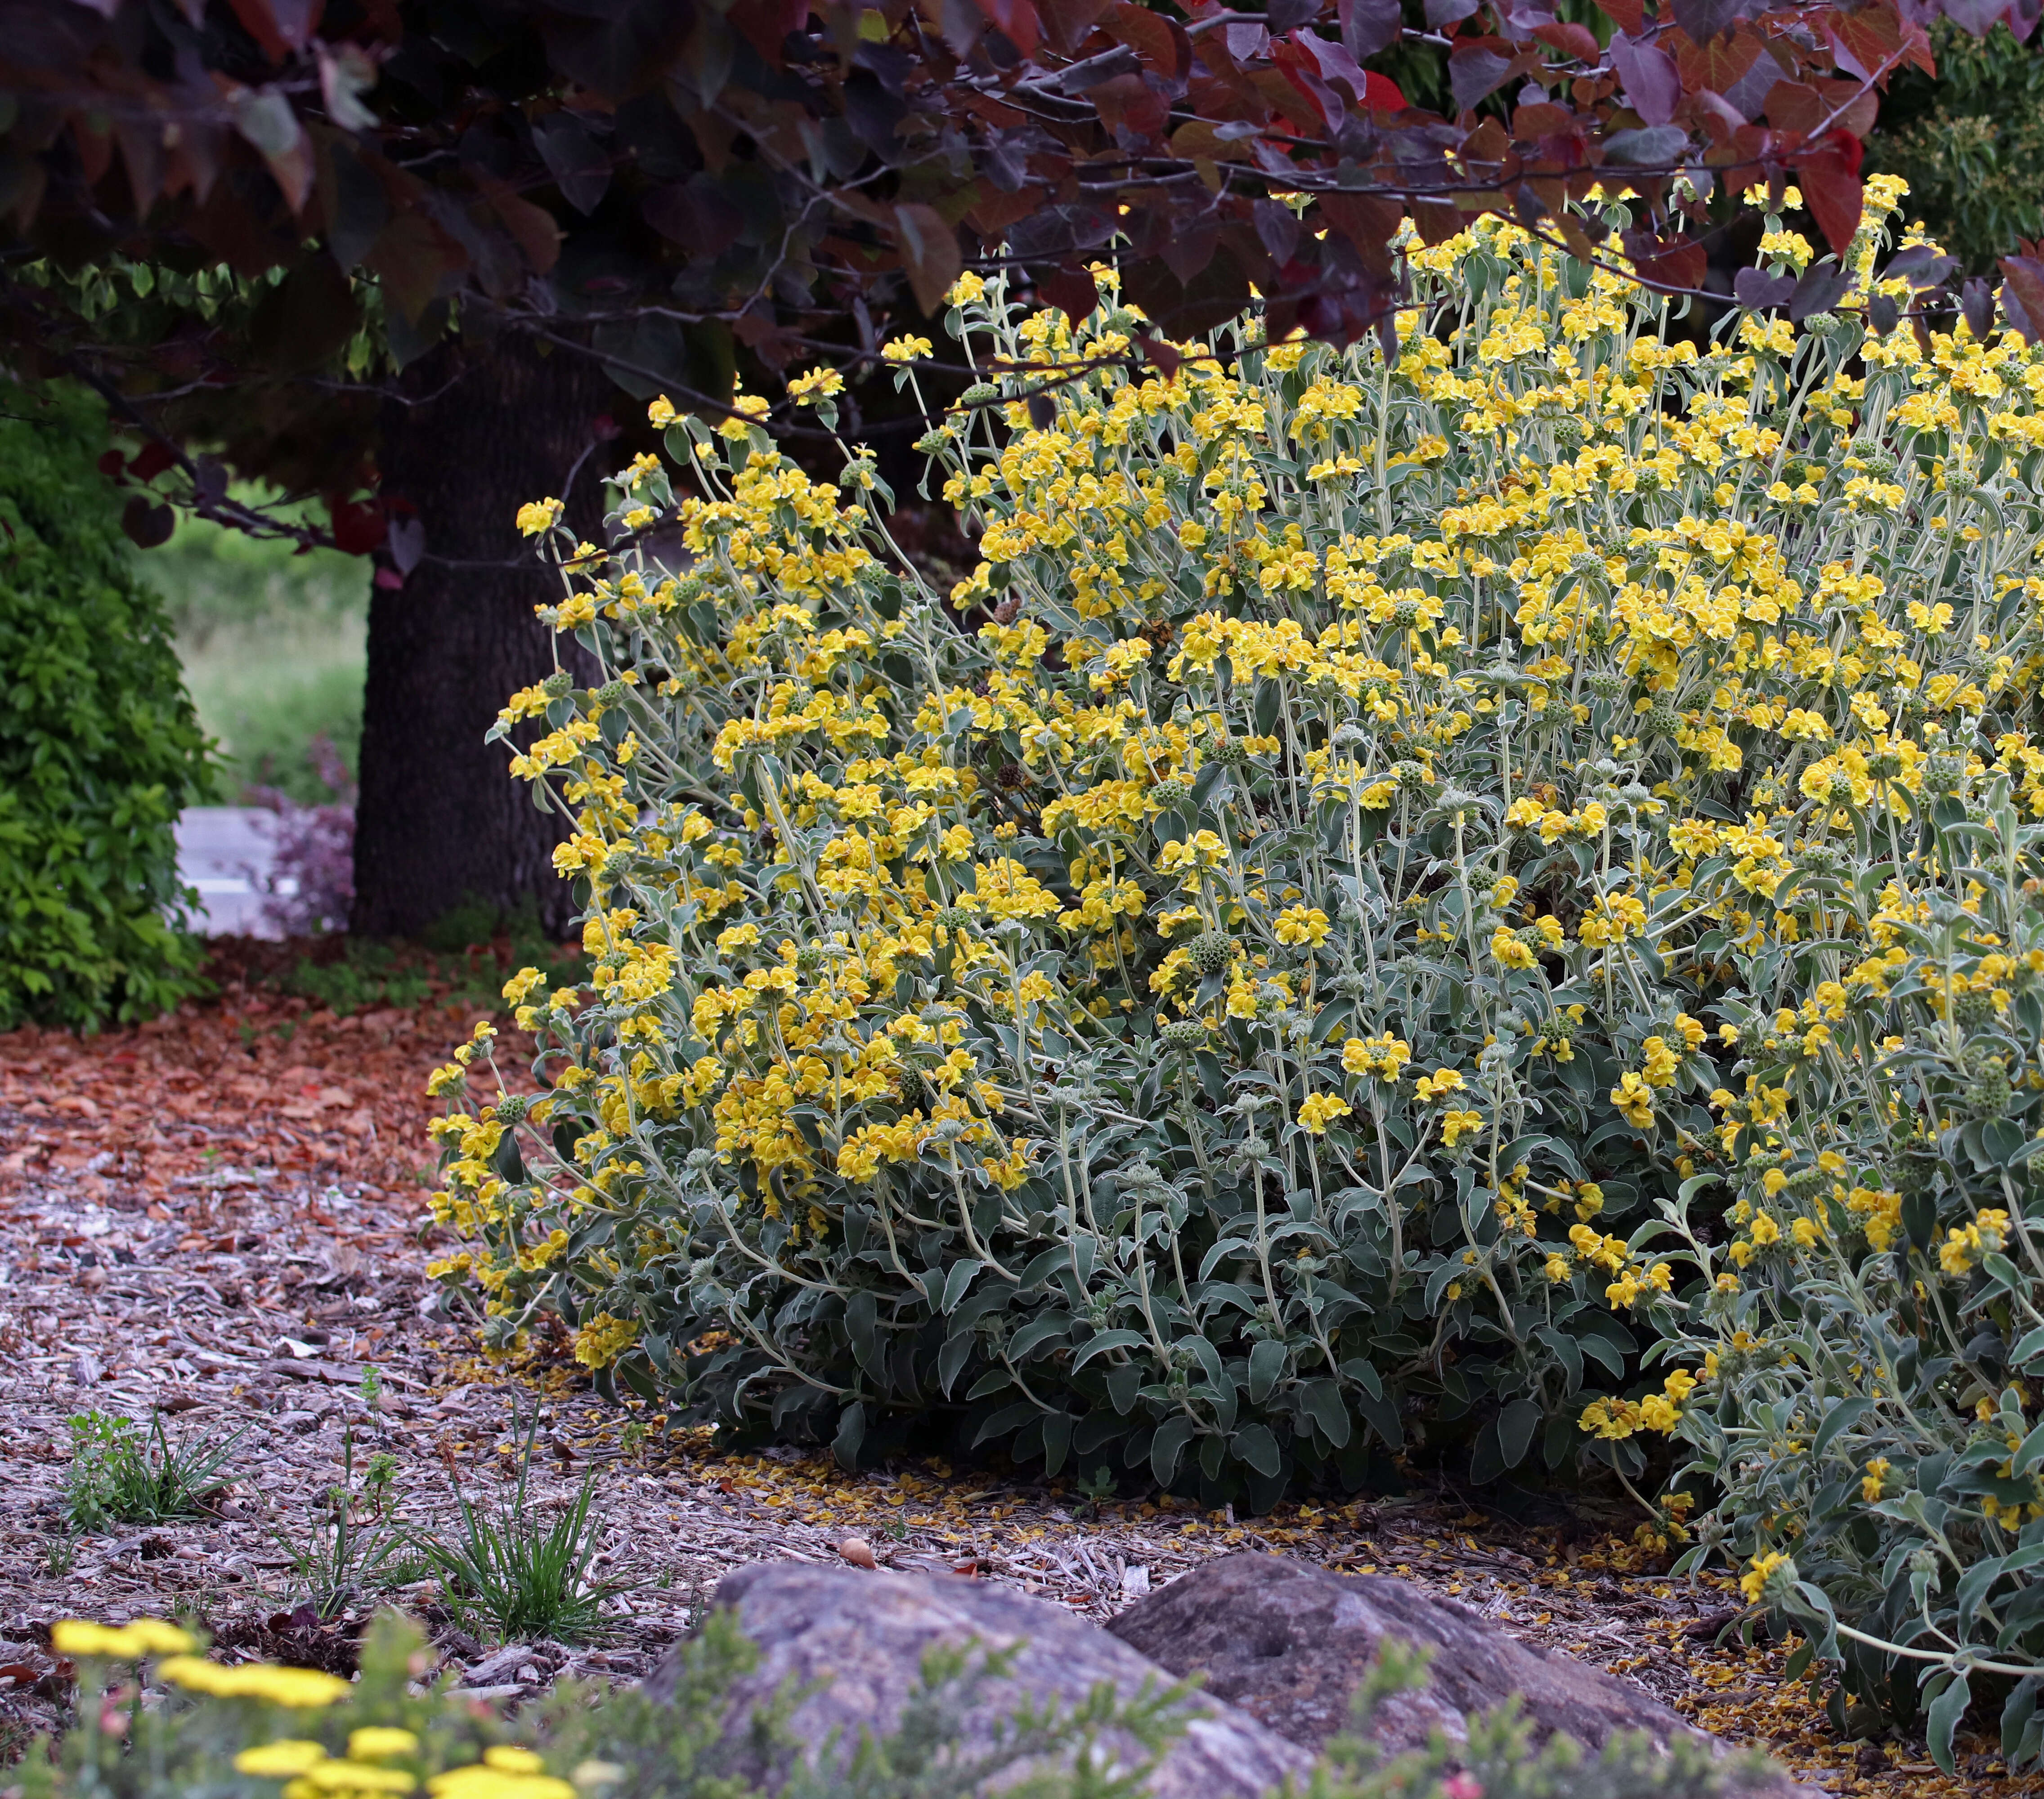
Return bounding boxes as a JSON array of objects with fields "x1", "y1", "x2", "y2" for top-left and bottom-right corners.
[{"x1": 837, "y1": 1535, "x2": 878, "y2": 1569}]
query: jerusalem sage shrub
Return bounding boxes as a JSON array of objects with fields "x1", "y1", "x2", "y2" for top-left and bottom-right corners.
[{"x1": 431, "y1": 175, "x2": 2044, "y2": 1659}]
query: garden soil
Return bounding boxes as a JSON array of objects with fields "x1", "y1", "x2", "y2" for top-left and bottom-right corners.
[{"x1": 0, "y1": 953, "x2": 2018, "y2": 1795}]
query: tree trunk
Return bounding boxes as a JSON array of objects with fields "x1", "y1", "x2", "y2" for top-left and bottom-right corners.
[{"x1": 351, "y1": 329, "x2": 612, "y2": 939}]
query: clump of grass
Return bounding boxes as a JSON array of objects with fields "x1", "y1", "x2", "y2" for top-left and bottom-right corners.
[
  {"x1": 63, "y1": 1410, "x2": 243, "y2": 1531},
  {"x1": 416, "y1": 1410, "x2": 629, "y2": 1645}
]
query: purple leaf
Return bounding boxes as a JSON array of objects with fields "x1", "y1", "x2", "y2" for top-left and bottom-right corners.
[
  {"x1": 1788, "y1": 261, "x2": 1852, "y2": 321},
  {"x1": 1448, "y1": 45, "x2": 1515, "y2": 111},
  {"x1": 1671, "y1": 0, "x2": 1743, "y2": 39},
  {"x1": 1609, "y1": 32, "x2": 1680, "y2": 125},
  {"x1": 1869, "y1": 292, "x2": 1900, "y2": 335},
  {"x1": 1884, "y1": 244, "x2": 1956, "y2": 287},
  {"x1": 1734, "y1": 267, "x2": 1795, "y2": 309},
  {"x1": 1963, "y1": 276, "x2": 1995, "y2": 339},
  {"x1": 1601, "y1": 124, "x2": 1688, "y2": 165},
  {"x1": 1337, "y1": 0, "x2": 1400, "y2": 60},
  {"x1": 388, "y1": 517, "x2": 426, "y2": 575}
]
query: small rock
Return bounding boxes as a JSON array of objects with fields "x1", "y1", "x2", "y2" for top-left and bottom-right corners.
[
  {"x1": 1107, "y1": 1553, "x2": 1794, "y2": 1793},
  {"x1": 651, "y1": 1563, "x2": 1310, "y2": 1799}
]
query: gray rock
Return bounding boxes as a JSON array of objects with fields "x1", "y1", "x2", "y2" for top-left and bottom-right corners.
[
  {"x1": 653, "y1": 1562, "x2": 1313, "y2": 1799},
  {"x1": 1106, "y1": 1553, "x2": 1794, "y2": 1788}
]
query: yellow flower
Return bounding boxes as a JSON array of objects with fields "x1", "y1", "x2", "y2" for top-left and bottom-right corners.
[
  {"x1": 1861, "y1": 1457, "x2": 1890, "y2": 1502},
  {"x1": 237, "y1": 1743, "x2": 331, "y2": 1779},
  {"x1": 1440, "y1": 1107, "x2": 1484, "y2": 1147},
  {"x1": 1609, "y1": 1071, "x2": 1654, "y2": 1128},
  {"x1": 1490, "y1": 927, "x2": 1537, "y2": 970},
  {"x1": 882, "y1": 335, "x2": 934, "y2": 363},
  {"x1": 1413, "y1": 1067, "x2": 1464, "y2": 1102},
  {"x1": 1273, "y1": 904, "x2": 1330, "y2": 948},
  {"x1": 787, "y1": 366, "x2": 845, "y2": 405},
  {"x1": 299, "y1": 1761, "x2": 417, "y2": 1794},
  {"x1": 573, "y1": 1311, "x2": 640, "y2": 1370},
  {"x1": 53, "y1": 1619, "x2": 195, "y2": 1659},
  {"x1": 1297, "y1": 1092, "x2": 1353, "y2": 1134},
  {"x1": 515, "y1": 497, "x2": 565, "y2": 537},
  {"x1": 349, "y1": 1730, "x2": 422, "y2": 1763},
  {"x1": 156, "y1": 1657, "x2": 350, "y2": 1707},
  {"x1": 1739, "y1": 1550, "x2": 1792, "y2": 1605}
]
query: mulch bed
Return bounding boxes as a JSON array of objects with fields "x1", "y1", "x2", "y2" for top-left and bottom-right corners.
[{"x1": 0, "y1": 946, "x2": 2030, "y2": 1795}]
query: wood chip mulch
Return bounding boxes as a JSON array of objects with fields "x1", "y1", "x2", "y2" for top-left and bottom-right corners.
[{"x1": 0, "y1": 952, "x2": 2035, "y2": 1795}]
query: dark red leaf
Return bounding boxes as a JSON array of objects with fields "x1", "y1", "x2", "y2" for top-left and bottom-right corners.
[
  {"x1": 976, "y1": 0, "x2": 1040, "y2": 58},
  {"x1": 1674, "y1": 27, "x2": 1760, "y2": 92},
  {"x1": 97, "y1": 448, "x2": 126, "y2": 481},
  {"x1": 329, "y1": 494, "x2": 386, "y2": 556},
  {"x1": 130, "y1": 440, "x2": 179, "y2": 483},
  {"x1": 1135, "y1": 334, "x2": 1181, "y2": 378},
  {"x1": 1531, "y1": 21, "x2": 1601, "y2": 61},
  {"x1": 1591, "y1": 0, "x2": 1644, "y2": 36},
  {"x1": 1038, "y1": 264, "x2": 1100, "y2": 320},
  {"x1": 1105, "y1": 2, "x2": 1189, "y2": 79},
  {"x1": 2001, "y1": 256, "x2": 2044, "y2": 345},
  {"x1": 1797, "y1": 142, "x2": 1864, "y2": 258},
  {"x1": 121, "y1": 497, "x2": 174, "y2": 549}
]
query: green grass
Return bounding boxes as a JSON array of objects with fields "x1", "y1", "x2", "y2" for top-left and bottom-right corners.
[
  {"x1": 137, "y1": 503, "x2": 365, "y2": 804},
  {"x1": 63, "y1": 1410, "x2": 244, "y2": 1532},
  {"x1": 417, "y1": 1411, "x2": 630, "y2": 1645}
]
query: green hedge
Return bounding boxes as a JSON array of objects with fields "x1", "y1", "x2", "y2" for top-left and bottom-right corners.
[{"x1": 0, "y1": 384, "x2": 209, "y2": 1029}]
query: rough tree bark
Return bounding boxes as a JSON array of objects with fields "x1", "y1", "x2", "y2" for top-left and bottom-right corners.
[{"x1": 351, "y1": 330, "x2": 613, "y2": 939}]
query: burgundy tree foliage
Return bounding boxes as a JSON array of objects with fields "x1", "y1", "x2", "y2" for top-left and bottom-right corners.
[{"x1": 2, "y1": 0, "x2": 2040, "y2": 924}]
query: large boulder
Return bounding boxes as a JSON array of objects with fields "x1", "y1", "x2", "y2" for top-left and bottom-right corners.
[
  {"x1": 1107, "y1": 1552, "x2": 1772, "y2": 1772},
  {"x1": 651, "y1": 1561, "x2": 1312, "y2": 1799}
]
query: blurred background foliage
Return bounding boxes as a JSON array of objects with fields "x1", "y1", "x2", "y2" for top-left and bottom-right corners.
[
  {"x1": 1867, "y1": 21, "x2": 2044, "y2": 273},
  {"x1": 139, "y1": 503, "x2": 364, "y2": 806}
]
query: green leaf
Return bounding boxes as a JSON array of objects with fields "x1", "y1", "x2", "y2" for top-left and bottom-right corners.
[
  {"x1": 1927, "y1": 1671, "x2": 1971, "y2": 1776},
  {"x1": 940, "y1": 1258, "x2": 982, "y2": 1314},
  {"x1": 1299, "y1": 1378, "x2": 1352, "y2": 1448},
  {"x1": 1496, "y1": 1397, "x2": 1541, "y2": 1470},
  {"x1": 1231, "y1": 1422, "x2": 1281, "y2": 1477},
  {"x1": 1150, "y1": 1415, "x2": 1196, "y2": 1486},
  {"x1": 1247, "y1": 1338, "x2": 1287, "y2": 1404},
  {"x1": 1071, "y1": 1329, "x2": 1148, "y2": 1371},
  {"x1": 1812, "y1": 1395, "x2": 1875, "y2": 1462}
]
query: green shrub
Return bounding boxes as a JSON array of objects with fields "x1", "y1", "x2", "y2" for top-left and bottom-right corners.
[
  {"x1": 430, "y1": 179, "x2": 2044, "y2": 1748},
  {"x1": 1868, "y1": 22, "x2": 2044, "y2": 273},
  {"x1": 0, "y1": 384, "x2": 210, "y2": 1028}
]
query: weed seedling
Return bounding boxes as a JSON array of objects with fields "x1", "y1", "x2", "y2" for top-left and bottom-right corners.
[
  {"x1": 1072, "y1": 1466, "x2": 1116, "y2": 1517},
  {"x1": 63, "y1": 1410, "x2": 244, "y2": 1531},
  {"x1": 273, "y1": 1428, "x2": 406, "y2": 1619},
  {"x1": 362, "y1": 1452, "x2": 399, "y2": 1517}
]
